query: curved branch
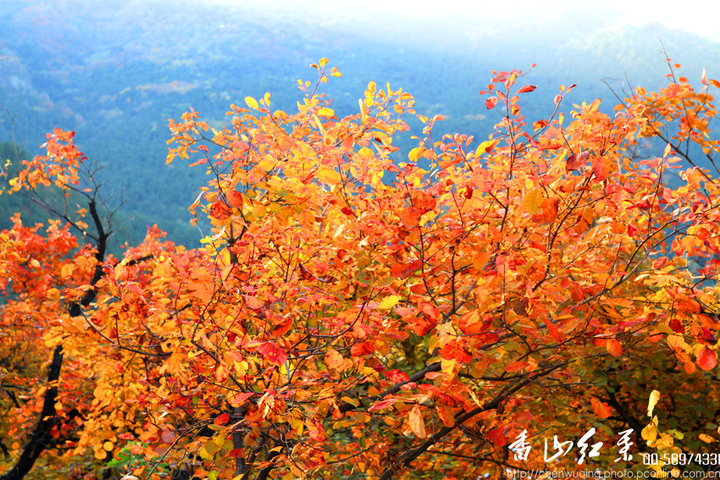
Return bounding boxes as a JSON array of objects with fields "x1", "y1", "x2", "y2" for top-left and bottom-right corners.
[
  {"x1": 1, "y1": 188, "x2": 112, "y2": 480},
  {"x1": 379, "y1": 361, "x2": 567, "y2": 480},
  {"x1": 0, "y1": 345, "x2": 63, "y2": 480}
]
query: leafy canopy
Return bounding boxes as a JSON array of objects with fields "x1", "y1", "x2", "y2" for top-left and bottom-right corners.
[{"x1": 2, "y1": 58, "x2": 720, "y2": 479}]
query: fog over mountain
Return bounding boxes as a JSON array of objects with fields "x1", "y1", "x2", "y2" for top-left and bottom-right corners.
[{"x1": 1, "y1": 0, "x2": 718, "y2": 247}]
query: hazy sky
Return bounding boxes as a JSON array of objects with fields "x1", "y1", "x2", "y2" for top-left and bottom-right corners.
[{"x1": 207, "y1": 0, "x2": 720, "y2": 43}]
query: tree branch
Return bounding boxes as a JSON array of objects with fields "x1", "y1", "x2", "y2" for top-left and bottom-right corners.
[
  {"x1": 0, "y1": 345, "x2": 63, "y2": 480},
  {"x1": 379, "y1": 362, "x2": 566, "y2": 480}
]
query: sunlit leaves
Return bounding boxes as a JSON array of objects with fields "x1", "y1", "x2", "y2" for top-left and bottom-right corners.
[{"x1": 7, "y1": 58, "x2": 720, "y2": 480}]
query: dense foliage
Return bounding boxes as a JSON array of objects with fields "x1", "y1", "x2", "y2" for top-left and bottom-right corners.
[{"x1": 2, "y1": 59, "x2": 720, "y2": 480}]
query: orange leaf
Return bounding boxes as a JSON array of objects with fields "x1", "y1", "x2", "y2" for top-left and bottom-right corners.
[
  {"x1": 410, "y1": 190, "x2": 436, "y2": 214},
  {"x1": 228, "y1": 392, "x2": 255, "y2": 407},
  {"x1": 590, "y1": 397, "x2": 612, "y2": 419},
  {"x1": 544, "y1": 319, "x2": 564, "y2": 342},
  {"x1": 324, "y1": 349, "x2": 345, "y2": 371},
  {"x1": 698, "y1": 346, "x2": 717, "y2": 371},
  {"x1": 606, "y1": 338, "x2": 623, "y2": 357},
  {"x1": 517, "y1": 85, "x2": 536, "y2": 93},
  {"x1": 409, "y1": 405, "x2": 426, "y2": 438},
  {"x1": 225, "y1": 189, "x2": 243, "y2": 208},
  {"x1": 244, "y1": 295, "x2": 263, "y2": 310},
  {"x1": 539, "y1": 197, "x2": 559, "y2": 223},
  {"x1": 399, "y1": 207, "x2": 421, "y2": 228},
  {"x1": 592, "y1": 155, "x2": 612, "y2": 181},
  {"x1": 436, "y1": 404, "x2": 455, "y2": 427}
]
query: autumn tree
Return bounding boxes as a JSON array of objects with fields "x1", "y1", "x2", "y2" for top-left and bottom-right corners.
[{"x1": 3, "y1": 58, "x2": 720, "y2": 480}]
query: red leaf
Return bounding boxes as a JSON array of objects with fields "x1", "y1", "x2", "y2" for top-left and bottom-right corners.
[
  {"x1": 701, "y1": 327, "x2": 718, "y2": 345},
  {"x1": 385, "y1": 369, "x2": 410, "y2": 383},
  {"x1": 369, "y1": 398, "x2": 396, "y2": 412},
  {"x1": 350, "y1": 341, "x2": 376, "y2": 356},
  {"x1": 566, "y1": 150, "x2": 589, "y2": 173},
  {"x1": 669, "y1": 319, "x2": 685, "y2": 334},
  {"x1": 126, "y1": 284, "x2": 144, "y2": 297},
  {"x1": 698, "y1": 346, "x2": 717, "y2": 371},
  {"x1": 517, "y1": 85, "x2": 537, "y2": 93},
  {"x1": 214, "y1": 413, "x2": 230, "y2": 425},
  {"x1": 486, "y1": 426, "x2": 507, "y2": 447},
  {"x1": 485, "y1": 96, "x2": 499, "y2": 109},
  {"x1": 210, "y1": 200, "x2": 232, "y2": 219},
  {"x1": 257, "y1": 341, "x2": 288, "y2": 366}
]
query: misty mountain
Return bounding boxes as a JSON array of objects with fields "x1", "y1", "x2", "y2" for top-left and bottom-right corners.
[{"x1": 1, "y1": 0, "x2": 718, "y2": 248}]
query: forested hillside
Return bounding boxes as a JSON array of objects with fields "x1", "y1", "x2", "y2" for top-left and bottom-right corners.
[{"x1": 0, "y1": 0, "x2": 718, "y2": 248}]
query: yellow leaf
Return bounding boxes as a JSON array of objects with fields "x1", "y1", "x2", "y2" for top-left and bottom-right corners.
[
  {"x1": 475, "y1": 139, "x2": 498, "y2": 156},
  {"x1": 378, "y1": 295, "x2": 400, "y2": 310},
  {"x1": 667, "y1": 334, "x2": 688, "y2": 352},
  {"x1": 61, "y1": 264, "x2": 74, "y2": 279},
  {"x1": 440, "y1": 357, "x2": 457, "y2": 377},
  {"x1": 408, "y1": 147, "x2": 423, "y2": 163},
  {"x1": 699, "y1": 433, "x2": 715, "y2": 443},
  {"x1": 642, "y1": 423, "x2": 657, "y2": 443},
  {"x1": 317, "y1": 168, "x2": 341, "y2": 185},
  {"x1": 647, "y1": 390, "x2": 660, "y2": 417},
  {"x1": 317, "y1": 107, "x2": 334, "y2": 117},
  {"x1": 409, "y1": 404, "x2": 426, "y2": 438},
  {"x1": 289, "y1": 417, "x2": 304, "y2": 435},
  {"x1": 318, "y1": 57, "x2": 329, "y2": 68},
  {"x1": 244, "y1": 96, "x2": 259, "y2": 109},
  {"x1": 523, "y1": 188, "x2": 544, "y2": 214}
]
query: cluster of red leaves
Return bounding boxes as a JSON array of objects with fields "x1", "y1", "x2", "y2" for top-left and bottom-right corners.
[{"x1": 3, "y1": 59, "x2": 720, "y2": 480}]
